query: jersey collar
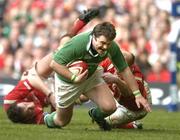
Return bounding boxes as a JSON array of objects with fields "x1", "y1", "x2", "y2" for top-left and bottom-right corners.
[{"x1": 86, "y1": 35, "x2": 99, "y2": 57}]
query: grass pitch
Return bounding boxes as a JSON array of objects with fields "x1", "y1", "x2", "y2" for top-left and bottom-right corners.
[{"x1": 0, "y1": 106, "x2": 180, "y2": 140}]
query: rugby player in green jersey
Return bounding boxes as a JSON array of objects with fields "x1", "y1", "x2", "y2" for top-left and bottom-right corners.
[
  {"x1": 44, "y1": 22, "x2": 151, "y2": 130},
  {"x1": 4, "y1": 8, "x2": 99, "y2": 124}
]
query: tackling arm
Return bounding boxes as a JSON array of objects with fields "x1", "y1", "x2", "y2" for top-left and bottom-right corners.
[{"x1": 119, "y1": 67, "x2": 151, "y2": 112}]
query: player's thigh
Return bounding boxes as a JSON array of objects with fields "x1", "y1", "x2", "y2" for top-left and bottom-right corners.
[
  {"x1": 85, "y1": 83, "x2": 116, "y2": 112},
  {"x1": 56, "y1": 104, "x2": 74, "y2": 126}
]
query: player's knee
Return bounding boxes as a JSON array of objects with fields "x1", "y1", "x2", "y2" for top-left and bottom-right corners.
[
  {"x1": 101, "y1": 102, "x2": 117, "y2": 114},
  {"x1": 55, "y1": 112, "x2": 73, "y2": 127}
]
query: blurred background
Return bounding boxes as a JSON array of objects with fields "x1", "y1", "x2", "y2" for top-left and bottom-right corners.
[{"x1": 0, "y1": 0, "x2": 179, "y2": 111}]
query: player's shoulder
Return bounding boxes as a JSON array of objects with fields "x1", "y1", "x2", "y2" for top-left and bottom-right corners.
[{"x1": 111, "y1": 41, "x2": 119, "y2": 47}]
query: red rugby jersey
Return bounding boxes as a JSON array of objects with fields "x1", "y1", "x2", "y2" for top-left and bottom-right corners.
[{"x1": 3, "y1": 79, "x2": 49, "y2": 124}]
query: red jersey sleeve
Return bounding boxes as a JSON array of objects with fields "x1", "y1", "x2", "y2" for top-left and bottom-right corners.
[
  {"x1": 3, "y1": 80, "x2": 34, "y2": 111},
  {"x1": 34, "y1": 104, "x2": 44, "y2": 124}
]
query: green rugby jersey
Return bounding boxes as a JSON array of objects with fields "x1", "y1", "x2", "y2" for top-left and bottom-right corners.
[{"x1": 53, "y1": 31, "x2": 128, "y2": 82}]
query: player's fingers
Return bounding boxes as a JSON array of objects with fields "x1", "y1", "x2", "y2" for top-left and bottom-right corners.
[
  {"x1": 80, "y1": 70, "x2": 88, "y2": 80},
  {"x1": 136, "y1": 100, "x2": 140, "y2": 108},
  {"x1": 75, "y1": 70, "x2": 88, "y2": 83},
  {"x1": 81, "y1": 69, "x2": 88, "y2": 76},
  {"x1": 144, "y1": 103, "x2": 152, "y2": 112}
]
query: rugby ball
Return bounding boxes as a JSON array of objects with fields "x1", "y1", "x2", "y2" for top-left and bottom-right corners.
[{"x1": 68, "y1": 60, "x2": 88, "y2": 75}]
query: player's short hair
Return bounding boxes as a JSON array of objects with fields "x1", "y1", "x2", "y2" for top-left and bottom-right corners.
[
  {"x1": 6, "y1": 103, "x2": 26, "y2": 123},
  {"x1": 92, "y1": 22, "x2": 116, "y2": 41},
  {"x1": 7, "y1": 103, "x2": 36, "y2": 124}
]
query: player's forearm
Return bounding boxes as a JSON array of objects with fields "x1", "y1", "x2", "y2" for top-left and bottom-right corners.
[
  {"x1": 28, "y1": 75, "x2": 52, "y2": 97},
  {"x1": 121, "y1": 67, "x2": 151, "y2": 111},
  {"x1": 50, "y1": 60, "x2": 73, "y2": 80},
  {"x1": 115, "y1": 78, "x2": 132, "y2": 96},
  {"x1": 120, "y1": 67, "x2": 139, "y2": 93}
]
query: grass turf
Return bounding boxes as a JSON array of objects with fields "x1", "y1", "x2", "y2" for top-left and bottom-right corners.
[{"x1": 0, "y1": 106, "x2": 180, "y2": 140}]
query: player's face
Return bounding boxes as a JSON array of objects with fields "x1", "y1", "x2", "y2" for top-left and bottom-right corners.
[
  {"x1": 93, "y1": 35, "x2": 111, "y2": 55},
  {"x1": 17, "y1": 102, "x2": 35, "y2": 118}
]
